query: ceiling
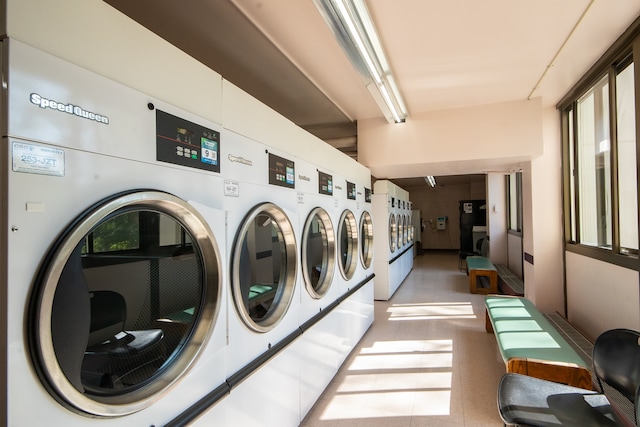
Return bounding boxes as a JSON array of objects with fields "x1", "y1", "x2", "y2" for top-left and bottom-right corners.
[{"x1": 104, "y1": 0, "x2": 640, "y2": 187}]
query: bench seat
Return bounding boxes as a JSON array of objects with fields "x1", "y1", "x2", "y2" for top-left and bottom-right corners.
[
  {"x1": 466, "y1": 256, "x2": 497, "y2": 294},
  {"x1": 485, "y1": 295, "x2": 592, "y2": 389}
]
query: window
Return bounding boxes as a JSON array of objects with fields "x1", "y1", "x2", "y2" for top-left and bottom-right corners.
[
  {"x1": 576, "y1": 74, "x2": 611, "y2": 248},
  {"x1": 616, "y1": 61, "x2": 638, "y2": 253},
  {"x1": 562, "y1": 40, "x2": 639, "y2": 268},
  {"x1": 507, "y1": 172, "x2": 523, "y2": 234},
  {"x1": 82, "y1": 211, "x2": 190, "y2": 255}
]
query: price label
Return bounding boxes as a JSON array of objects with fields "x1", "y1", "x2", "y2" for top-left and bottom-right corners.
[{"x1": 12, "y1": 142, "x2": 65, "y2": 176}]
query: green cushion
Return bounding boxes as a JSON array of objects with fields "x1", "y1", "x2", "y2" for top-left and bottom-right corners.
[
  {"x1": 485, "y1": 296, "x2": 587, "y2": 368},
  {"x1": 249, "y1": 284, "x2": 277, "y2": 301},
  {"x1": 466, "y1": 256, "x2": 496, "y2": 271}
]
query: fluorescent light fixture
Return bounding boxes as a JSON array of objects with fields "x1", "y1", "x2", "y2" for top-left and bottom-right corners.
[
  {"x1": 313, "y1": 0, "x2": 408, "y2": 123},
  {"x1": 425, "y1": 176, "x2": 436, "y2": 187}
]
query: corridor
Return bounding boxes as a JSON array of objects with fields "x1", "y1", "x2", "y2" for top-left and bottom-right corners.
[{"x1": 302, "y1": 251, "x2": 505, "y2": 426}]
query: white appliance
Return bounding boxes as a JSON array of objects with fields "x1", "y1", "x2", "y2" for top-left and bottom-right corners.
[
  {"x1": 216, "y1": 129, "x2": 302, "y2": 426},
  {"x1": 3, "y1": 41, "x2": 229, "y2": 426},
  {"x1": 372, "y1": 180, "x2": 413, "y2": 300}
]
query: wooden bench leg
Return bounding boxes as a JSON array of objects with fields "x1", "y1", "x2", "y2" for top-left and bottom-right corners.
[
  {"x1": 485, "y1": 309, "x2": 494, "y2": 333},
  {"x1": 470, "y1": 270, "x2": 498, "y2": 294}
]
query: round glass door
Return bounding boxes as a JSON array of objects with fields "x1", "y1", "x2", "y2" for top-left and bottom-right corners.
[
  {"x1": 337, "y1": 210, "x2": 358, "y2": 280},
  {"x1": 409, "y1": 213, "x2": 414, "y2": 242},
  {"x1": 231, "y1": 203, "x2": 297, "y2": 333},
  {"x1": 359, "y1": 211, "x2": 373, "y2": 269},
  {"x1": 404, "y1": 214, "x2": 409, "y2": 245},
  {"x1": 398, "y1": 214, "x2": 404, "y2": 248},
  {"x1": 302, "y1": 207, "x2": 335, "y2": 299},
  {"x1": 389, "y1": 214, "x2": 397, "y2": 253},
  {"x1": 31, "y1": 191, "x2": 222, "y2": 416}
]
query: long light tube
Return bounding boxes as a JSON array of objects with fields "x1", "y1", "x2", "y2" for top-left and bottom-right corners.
[
  {"x1": 314, "y1": 0, "x2": 408, "y2": 123},
  {"x1": 425, "y1": 176, "x2": 436, "y2": 187}
]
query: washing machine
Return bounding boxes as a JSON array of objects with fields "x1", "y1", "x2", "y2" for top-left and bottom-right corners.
[
  {"x1": 3, "y1": 40, "x2": 228, "y2": 426},
  {"x1": 296, "y1": 161, "x2": 339, "y2": 322},
  {"x1": 359, "y1": 187, "x2": 374, "y2": 280},
  {"x1": 331, "y1": 173, "x2": 361, "y2": 295},
  {"x1": 214, "y1": 128, "x2": 301, "y2": 426},
  {"x1": 372, "y1": 180, "x2": 406, "y2": 300}
]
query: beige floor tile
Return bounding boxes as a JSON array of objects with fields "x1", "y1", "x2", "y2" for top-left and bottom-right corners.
[{"x1": 302, "y1": 251, "x2": 505, "y2": 427}]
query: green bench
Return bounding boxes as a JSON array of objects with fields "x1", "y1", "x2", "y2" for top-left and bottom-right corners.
[
  {"x1": 465, "y1": 256, "x2": 497, "y2": 294},
  {"x1": 485, "y1": 295, "x2": 592, "y2": 389}
]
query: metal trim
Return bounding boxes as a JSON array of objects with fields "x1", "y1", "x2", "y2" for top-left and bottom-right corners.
[
  {"x1": 389, "y1": 213, "x2": 397, "y2": 253},
  {"x1": 302, "y1": 207, "x2": 336, "y2": 299},
  {"x1": 231, "y1": 202, "x2": 298, "y2": 333},
  {"x1": 337, "y1": 209, "x2": 358, "y2": 280},
  {"x1": 30, "y1": 190, "x2": 222, "y2": 417},
  {"x1": 359, "y1": 211, "x2": 373, "y2": 269}
]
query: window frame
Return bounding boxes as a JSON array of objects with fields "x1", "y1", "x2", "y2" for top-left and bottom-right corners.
[
  {"x1": 507, "y1": 172, "x2": 523, "y2": 237},
  {"x1": 560, "y1": 20, "x2": 640, "y2": 272}
]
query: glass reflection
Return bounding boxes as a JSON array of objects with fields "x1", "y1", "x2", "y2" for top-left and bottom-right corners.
[
  {"x1": 303, "y1": 208, "x2": 335, "y2": 298},
  {"x1": 338, "y1": 210, "x2": 358, "y2": 280},
  {"x1": 51, "y1": 209, "x2": 210, "y2": 397},
  {"x1": 360, "y1": 211, "x2": 373, "y2": 268},
  {"x1": 232, "y1": 203, "x2": 297, "y2": 333},
  {"x1": 238, "y1": 213, "x2": 284, "y2": 321},
  {"x1": 389, "y1": 214, "x2": 397, "y2": 253}
]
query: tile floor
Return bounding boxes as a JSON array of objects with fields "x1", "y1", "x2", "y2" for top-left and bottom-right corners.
[{"x1": 301, "y1": 250, "x2": 506, "y2": 427}]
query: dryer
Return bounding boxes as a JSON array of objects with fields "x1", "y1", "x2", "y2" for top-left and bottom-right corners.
[
  {"x1": 220, "y1": 129, "x2": 301, "y2": 374},
  {"x1": 215, "y1": 129, "x2": 302, "y2": 426},
  {"x1": 296, "y1": 162, "x2": 339, "y2": 322},
  {"x1": 3, "y1": 41, "x2": 228, "y2": 426},
  {"x1": 372, "y1": 180, "x2": 412, "y2": 300}
]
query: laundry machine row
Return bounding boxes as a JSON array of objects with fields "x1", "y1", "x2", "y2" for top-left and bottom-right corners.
[
  {"x1": 372, "y1": 180, "x2": 414, "y2": 301},
  {"x1": 1, "y1": 39, "x2": 374, "y2": 427}
]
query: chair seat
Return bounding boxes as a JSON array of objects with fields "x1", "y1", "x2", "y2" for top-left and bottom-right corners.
[
  {"x1": 85, "y1": 329, "x2": 164, "y2": 356},
  {"x1": 498, "y1": 373, "x2": 625, "y2": 427}
]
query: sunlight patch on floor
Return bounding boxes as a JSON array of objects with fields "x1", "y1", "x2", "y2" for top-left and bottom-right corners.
[
  {"x1": 320, "y1": 340, "x2": 453, "y2": 420},
  {"x1": 387, "y1": 301, "x2": 477, "y2": 321}
]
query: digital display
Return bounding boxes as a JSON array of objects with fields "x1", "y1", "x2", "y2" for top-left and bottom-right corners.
[
  {"x1": 318, "y1": 171, "x2": 333, "y2": 195},
  {"x1": 268, "y1": 153, "x2": 295, "y2": 188},
  {"x1": 156, "y1": 110, "x2": 220, "y2": 173},
  {"x1": 347, "y1": 181, "x2": 356, "y2": 200},
  {"x1": 365, "y1": 188, "x2": 371, "y2": 203}
]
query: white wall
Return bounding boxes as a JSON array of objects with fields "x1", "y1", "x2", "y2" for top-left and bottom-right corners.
[
  {"x1": 404, "y1": 181, "x2": 486, "y2": 250},
  {"x1": 7, "y1": 0, "x2": 224, "y2": 125},
  {"x1": 358, "y1": 98, "x2": 542, "y2": 178},
  {"x1": 566, "y1": 252, "x2": 640, "y2": 341},
  {"x1": 507, "y1": 233, "x2": 523, "y2": 278},
  {"x1": 487, "y1": 173, "x2": 507, "y2": 265},
  {"x1": 526, "y1": 106, "x2": 564, "y2": 314}
]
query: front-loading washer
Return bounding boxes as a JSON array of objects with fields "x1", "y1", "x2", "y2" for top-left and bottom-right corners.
[
  {"x1": 215, "y1": 128, "x2": 302, "y2": 426},
  {"x1": 372, "y1": 181, "x2": 406, "y2": 300},
  {"x1": 221, "y1": 128, "x2": 302, "y2": 374},
  {"x1": 296, "y1": 160, "x2": 340, "y2": 323},
  {"x1": 3, "y1": 40, "x2": 228, "y2": 426}
]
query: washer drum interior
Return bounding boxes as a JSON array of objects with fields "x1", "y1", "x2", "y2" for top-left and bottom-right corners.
[
  {"x1": 337, "y1": 210, "x2": 358, "y2": 280},
  {"x1": 359, "y1": 211, "x2": 373, "y2": 269},
  {"x1": 30, "y1": 191, "x2": 222, "y2": 417},
  {"x1": 231, "y1": 203, "x2": 297, "y2": 333},
  {"x1": 302, "y1": 207, "x2": 336, "y2": 299},
  {"x1": 389, "y1": 214, "x2": 397, "y2": 253}
]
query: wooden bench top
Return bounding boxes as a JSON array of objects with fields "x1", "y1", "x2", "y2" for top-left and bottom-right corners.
[
  {"x1": 466, "y1": 256, "x2": 496, "y2": 271},
  {"x1": 485, "y1": 295, "x2": 592, "y2": 389},
  {"x1": 485, "y1": 296, "x2": 587, "y2": 368}
]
